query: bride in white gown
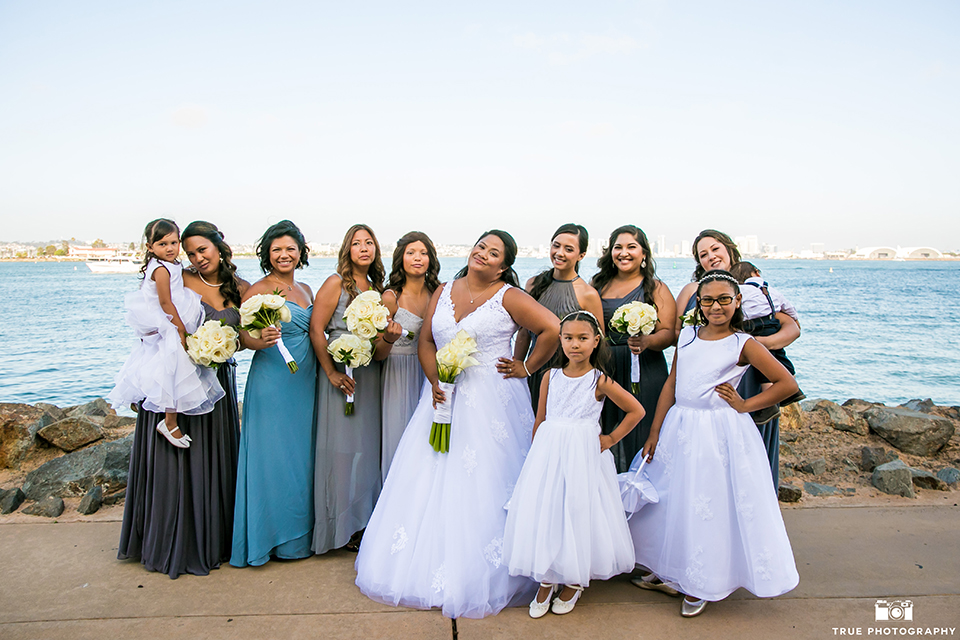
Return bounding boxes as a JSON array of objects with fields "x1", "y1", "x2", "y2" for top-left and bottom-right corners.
[{"x1": 355, "y1": 230, "x2": 560, "y2": 619}]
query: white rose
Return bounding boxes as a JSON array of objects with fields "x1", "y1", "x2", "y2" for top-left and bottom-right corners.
[
  {"x1": 239, "y1": 295, "x2": 264, "y2": 316},
  {"x1": 262, "y1": 294, "x2": 286, "y2": 310},
  {"x1": 279, "y1": 305, "x2": 292, "y2": 323},
  {"x1": 353, "y1": 319, "x2": 378, "y2": 340},
  {"x1": 371, "y1": 306, "x2": 389, "y2": 330},
  {"x1": 248, "y1": 328, "x2": 262, "y2": 339}
]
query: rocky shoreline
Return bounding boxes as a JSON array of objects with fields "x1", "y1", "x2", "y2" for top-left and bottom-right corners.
[
  {"x1": 777, "y1": 398, "x2": 960, "y2": 501},
  {"x1": 1, "y1": 396, "x2": 958, "y2": 520}
]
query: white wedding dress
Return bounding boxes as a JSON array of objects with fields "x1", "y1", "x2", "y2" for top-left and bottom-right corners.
[
  {"x1": 627, "y1": 326, "x2": 799, "y2": 601},
  {"x1": 355, "y1": 283, "x2": 537, "y2": 619}
]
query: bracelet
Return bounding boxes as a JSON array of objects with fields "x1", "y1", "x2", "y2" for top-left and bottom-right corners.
[
  {"x1": 520, "y1": 360, "x2": 531, "y2": 377},
  {"x1": 384, "y1": 336, "x2": 398, "y2": 344}
]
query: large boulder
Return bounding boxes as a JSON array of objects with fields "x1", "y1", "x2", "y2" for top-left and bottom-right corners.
[
  {"x1": 0, "y1": 487, "x2": 26, "y2": 514},
  {"x1": 0, "y1": 403, "x2": 60, "y2": 469},
  {"x1": 21, "y1": 434, "x2": 133, "y2": 500},
  {"x1": 901, "y1": 398, "x2": 935, "y2": 413},
  {"x1": 861, "y1": 446, "x2": 897, "y2": 472},
  {"x1": 103, "y1": 415, "x2": 136, "y2": 430},
  {"x1": 78, "y1": 485, "x2": 103, "y2": 515},
  {"x1": 871, "y1": 460, "x2": 915, "y2": 498},
  {"x1": 23, "y1": 496, "x2": 65, "y2": 518},
  {"x1": 37, "y1": 416, "x2": 104, "y2": 452},
  {"x1": 842, "y1": 398, "x2": 878, "y2": 414},
  {"x1": 799, "y1": 457, "x2": 827, "y2": 476},
  {"x1": 810, "y1": 400, "x2": 869, "y2": 436},
  {"x1": 778, "y1": 483, "x2": 802, "y2": 502},
  {"x1": 863, "y1": 406, "x2": 954, "y2": 456},
  {"x1": 936, "y1": 467, "x2": 960, "y2": 487},
  {"x1": 66, "y1": 398, "x2": 112, "y2": 418},
  {"x1": 909, "y1": 468, "x2": 948, "y2": 491}
]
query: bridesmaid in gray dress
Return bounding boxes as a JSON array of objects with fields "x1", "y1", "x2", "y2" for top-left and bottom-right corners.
[
  {"x1": 374, "y1": 232, "x2": 440, "y2": 482},
  {"x1": 512, "y1": 224, "x2": 604, "y2": 409},
  {"x1": 119, "y1": 221, "x2": 248, "y2": 578},
  {"x1": 310, "y1": 224, "x2": 386, "y2": 554}
]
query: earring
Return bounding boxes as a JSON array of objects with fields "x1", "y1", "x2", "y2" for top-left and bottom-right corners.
[{"x1": 641, "y1": 259, "x2": 647, "y2": 268}]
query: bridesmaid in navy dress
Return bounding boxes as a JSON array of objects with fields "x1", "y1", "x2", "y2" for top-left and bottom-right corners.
[
  {"x1": 231, "y1": 220, "x2": 318, "y2": 567},
  {"x1": 592, "y1": 225, "x2": 676, "y2": 473},
  {"x1": 673, "y1": 229, "x2": 800, "y2": 489},
  {"x1": 118, "y1": 221, "x2": 249, "y2": 578}
]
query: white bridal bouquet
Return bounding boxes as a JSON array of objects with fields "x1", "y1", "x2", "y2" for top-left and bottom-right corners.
[
  {"x1": 430, "y1": 329, "x2": 480, "y2": 454},
  {"x1": 327, "y1": 333, "x2": 374, "y2": 415},
  {"x1": 186, "y1": 320, "x2": 239, "y2": 368},
  {"x1": 610, "y1": 300, "x2": 658, "y2": 394},
  {"x1": 343, "y1": 290, "x2": 390, "y2": 340},
  {"x1": 239, "y1": 290, "x2": 298, "y2": 373}
]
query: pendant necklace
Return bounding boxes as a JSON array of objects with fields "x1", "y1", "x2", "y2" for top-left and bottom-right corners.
[
  {"x1": 272, "y1": 274, "x2": 294, "y2": 291},
  {"x1": 465, "y1": 279, "x2": 496, "y2": 304}
]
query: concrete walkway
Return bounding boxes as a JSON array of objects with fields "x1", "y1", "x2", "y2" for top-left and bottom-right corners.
[{"x1": 2, "y1": 503, "x2": 959, "y2": 640}]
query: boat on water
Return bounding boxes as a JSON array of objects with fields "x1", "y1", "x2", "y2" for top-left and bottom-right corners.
[{"x1": 86, "y1": 256, "x2": 141, "y2": 274}]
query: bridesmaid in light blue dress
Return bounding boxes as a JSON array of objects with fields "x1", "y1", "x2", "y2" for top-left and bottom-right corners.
[
  {"x1": 231, "y1": 221, "x2": 318, "y2": 567},
  {"x1": 310, "y1": 224, "x2": 386, "y2": 554},
  {"x1": 375, "y1": 232, "x2": 440, "y2": 482}
]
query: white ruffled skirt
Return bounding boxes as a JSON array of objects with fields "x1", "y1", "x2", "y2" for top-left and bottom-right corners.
[
  {"x1": 503, "y1": 417, "x2": 635, "y2": 587},
  {"x1": 107, "y1": 287, "x2": 224, "y2": 415}
]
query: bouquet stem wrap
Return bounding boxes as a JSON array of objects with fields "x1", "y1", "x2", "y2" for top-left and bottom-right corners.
[
  {"x1": 428, "y1": 330, "x2": 479, "y2": 454},
  {"x1": 345, "y1": 365, "x2": 355, "y2": 415},
  {"x1": 609, "y1": 301, "x2": 658, "y2": 398},
  {"x1": 430, "y1": 381, "x2": 456, "y2": 453},
  {"x1": 275, "y1": 326, "x2": 298, "y2": 374}
]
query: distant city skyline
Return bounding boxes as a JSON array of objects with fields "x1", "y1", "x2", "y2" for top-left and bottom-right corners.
[{"x1": 2, "y1": 2, "x2": 958, "y2": 250}]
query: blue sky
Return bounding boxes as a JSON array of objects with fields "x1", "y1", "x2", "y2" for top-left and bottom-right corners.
[{"x1": 1, "y1": 0, "x2": 957, "y2": 251}]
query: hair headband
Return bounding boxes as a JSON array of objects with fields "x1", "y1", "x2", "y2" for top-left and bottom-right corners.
[
  {"x1": 698, "y1": 272, "x2": 738, "y2": 285},
  {"x1": 561, "y1": 310, "x2": 600, "y2": 325}
]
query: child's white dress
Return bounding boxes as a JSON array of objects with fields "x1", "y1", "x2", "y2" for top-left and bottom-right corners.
[
  {"x1": 107, "y1": 258, "x2": 224, "y2": 415},
  {"x1": 503, "y1": 368, "x2": 635, "y2": 587},
  {"x1": 626, "y1": 327, "x2": 799, "y2": 601}
]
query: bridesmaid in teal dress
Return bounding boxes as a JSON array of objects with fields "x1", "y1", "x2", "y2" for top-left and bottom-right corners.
[{"x1": 231, "y1": 220, "x2": 318, "y2": 567}]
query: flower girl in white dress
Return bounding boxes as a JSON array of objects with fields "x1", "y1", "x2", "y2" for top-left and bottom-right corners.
[
  {"x1": 626, "y1": 270, "x2": 800, "y2": 618},
  {"x1": 108, "y1": 219, "x2": 224, "y2": 448},
  {"x1": 503, "y1": 311, "x2": 644, "y2": 618}
]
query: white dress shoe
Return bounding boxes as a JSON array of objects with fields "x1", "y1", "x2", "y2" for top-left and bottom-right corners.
[
  {"x1": 551, "y1": 585, "x2": 584, "y2": 615},
  {"x1": 529, "y1": 583, "x2": 556, "y2": 619},
  {"x1": 156, "y1": 419, "x2": 191, "y2": 448}
]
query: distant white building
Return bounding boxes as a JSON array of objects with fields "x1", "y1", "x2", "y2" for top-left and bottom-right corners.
[
  {"x1": 736, "y1": 235, "x2": 760, "y2": 256},
  {"x1": 898, "y1": 247, "x2": 942, "y2": 259}
]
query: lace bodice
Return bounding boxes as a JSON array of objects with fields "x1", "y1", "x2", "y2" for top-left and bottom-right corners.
[
  {"x1": 432, "y1": 283, "x2": 517, "y2": 370},
  {"x1": 545, "y1": 368, "x2": 603, "y2": 422},
  {"x1": 390, "y1": 307, "x2": 423, "y2": 356},
  {"x1": 674, "y1": 327, "x2": 752, "y2": 410}
]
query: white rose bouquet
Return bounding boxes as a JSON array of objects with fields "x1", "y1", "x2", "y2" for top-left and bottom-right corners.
[
  {"x1": 239, "y1": 289, "x2": 298, "y2": 373},
  {"x1": 610, "y1": 300, "x2": 658, "y2": 394},
  {"x1": 430, "y1": 329, "x2": 480, "y2": 453},
  {"x1": 327, "y1": 333, "x2": 374, "y2": 415},
  {"x1": 186, "y1": 320, "x2": 239, "y2": 368},
  {"x1": 680, "y1": 308, "x2": 700, "y2": 328},
  {"x1": 343, "y1": 290, "x2": 390, "y2": 341}
]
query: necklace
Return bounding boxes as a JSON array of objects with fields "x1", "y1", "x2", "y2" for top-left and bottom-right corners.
[
  {"x1": 197, "y1": 271, "x2": 222, "y2": 288},
  {"x1": 465, "y1": 278, "x2": 497, "y2": 304},
  {"x1": 271, "y1": 274, "x2": 294, "y2": 291}
]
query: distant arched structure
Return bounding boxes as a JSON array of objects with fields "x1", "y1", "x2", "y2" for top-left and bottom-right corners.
[
  {"x1": 852, "y1": 246, "x2": 897, "y2": 260},
  {"x1": 898, "y1": 247, "x2": 943, "y2": 259}
]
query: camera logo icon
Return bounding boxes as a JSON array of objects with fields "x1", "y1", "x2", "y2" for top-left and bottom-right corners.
[{"x1": 875, "y1": 599, "x2": 913, "y2": 621}]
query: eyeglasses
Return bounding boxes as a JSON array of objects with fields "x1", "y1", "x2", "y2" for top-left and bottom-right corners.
[{"x1": 698, "y1": 295, "x2": 735, "y2": 308}]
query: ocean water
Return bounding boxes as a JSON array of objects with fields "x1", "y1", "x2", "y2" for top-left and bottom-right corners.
[{"x1": 1, "y1": 258, "x2": 958, "y2": 408}]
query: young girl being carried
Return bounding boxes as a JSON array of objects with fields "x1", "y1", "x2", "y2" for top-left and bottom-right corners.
[
  {"x1": 503, "y1": 311, "x2": 645, "y2": 618},
  {"x1": 108, "y1": 218, "x2": 224, "y2": 448},
  {"x1": 626, "y1": 269, "x2": 800, "y2": 618}
]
